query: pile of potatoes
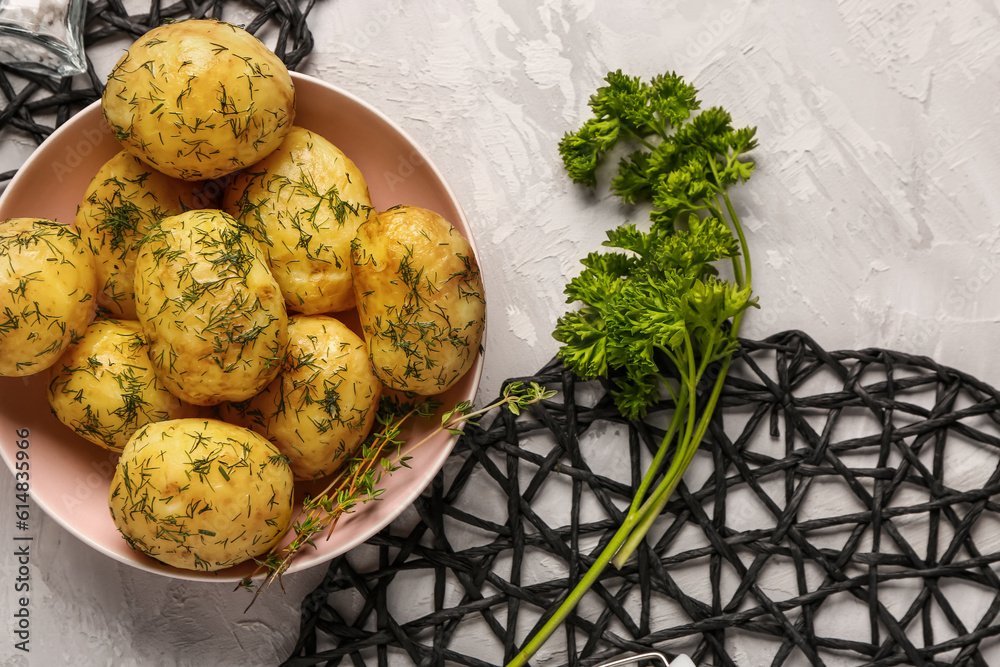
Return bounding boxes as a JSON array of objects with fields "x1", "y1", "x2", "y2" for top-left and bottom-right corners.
[{"x1": 0, "y1": 19, "x2": 486, "y2": 572}]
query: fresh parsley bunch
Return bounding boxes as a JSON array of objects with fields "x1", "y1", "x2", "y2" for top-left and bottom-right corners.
[
  {"x1": 555, "y1": 69, "x2": 758, "y2": 419},
  {"x1": 510, "y1": 71, "x2": 759, "y2": 667}
]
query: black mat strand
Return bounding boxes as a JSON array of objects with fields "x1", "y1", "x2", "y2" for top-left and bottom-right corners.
[{"x1": 285, "y1": 330, "x2": 1000, "y2": 667}]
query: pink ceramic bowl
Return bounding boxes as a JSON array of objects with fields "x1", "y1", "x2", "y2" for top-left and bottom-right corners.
[{"x1": 0, "y1": 72, "x2": 484, "y2": 582}]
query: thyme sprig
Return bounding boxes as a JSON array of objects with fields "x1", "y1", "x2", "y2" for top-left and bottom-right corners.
[{"x1": 238, "y1": 381, "x2": 555, "y2": 609}]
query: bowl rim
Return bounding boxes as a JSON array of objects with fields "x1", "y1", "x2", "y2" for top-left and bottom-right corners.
[{"x1": 0, "y1": 70, "x2": 486, "y2": 582}]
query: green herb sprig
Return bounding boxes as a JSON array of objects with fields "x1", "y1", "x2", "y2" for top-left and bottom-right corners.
[
  {"x1": 239, "y1": 381, "x2": 555, "y2": 610},
  {"x1": 509, "y1": 70, "x2": 759, "y2": 666}
]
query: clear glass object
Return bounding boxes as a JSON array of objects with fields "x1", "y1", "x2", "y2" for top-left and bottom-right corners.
[{"x1": 0, "y1": 0, "x2": 86, "y2": 78}]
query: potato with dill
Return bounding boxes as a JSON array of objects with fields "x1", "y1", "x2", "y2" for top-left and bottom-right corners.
[
  {"x1": 223, "y1": 126, "x2": 374, "y2": 315},
  {"x1": 0, "y1": 218, "x2": 97, "y2": 377},
  {"x1": 134, "y1": 209, "x2": 289, "y2": 405},
  {"x1": 108, "y1": 418, "x2": 295, "y2": 571},
  {"x1": 102, "y1": 19, "x2": 295, "y2": 181},
  {"x1": 351, "y1": 205, "x2": 485, "y2": 395},
  {"x1": 221, "y1": 314, "x2": 381, "y2": 481},
  {"x1": 75, "y1": 151, "x2": 209, "y2": 319},
  {"x1": 47, "y1": 319, "x2": 204, "y2": 453}
]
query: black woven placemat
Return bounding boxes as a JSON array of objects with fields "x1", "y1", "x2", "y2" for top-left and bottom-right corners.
[
  {"x1": 284, "y1": 330, "x2": 1000, "y2": 667},
  {"x1": 0, "y1": 0, "x2": 315, "y2": 185}
]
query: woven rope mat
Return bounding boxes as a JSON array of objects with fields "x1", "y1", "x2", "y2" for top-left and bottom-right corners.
[
  {"x1": 285, "y1": 330, "x2": 1000, "y2": 667},
  {"x1": 0, "y1": 0, "x2": 314, "y2": 184}
]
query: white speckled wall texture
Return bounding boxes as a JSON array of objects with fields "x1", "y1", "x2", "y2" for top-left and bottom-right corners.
[{"x1": 310, "y1": 0, "x2": 1000, "y2": 399}]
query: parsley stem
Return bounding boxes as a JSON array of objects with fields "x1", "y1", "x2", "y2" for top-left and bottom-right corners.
[
  {"x1": 508, "y1": 355, "x2": 733, "y2": 666},
  {"x1": 707, "y1": 157, "x2": 748, "y2": 289},
  {"x1": 721, "y1": 190, "x2": 751, "y2": 288},
  {"x1": 620, "y1": 387, "x2": 688, "y2": 521},
  {"x1": 612, "y1": 352, "x2": 733, "y2": 568},
  {"x1": 506, "y1": 491, "x2": 651, "y2": 667},
  {"x1": 623, "y1": 124, "x2": 660, "y2": 153}
]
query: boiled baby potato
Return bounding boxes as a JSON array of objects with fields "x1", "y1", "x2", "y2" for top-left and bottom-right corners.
[
  {"x1": 351, "y1": 205, "x2": 485, "y2": 395},
  {"x1": 221, "y1": 314, "x2": 381, "y2": 480},
  {"x1": 0, "y1": 218, "x2": 96, "y2": 377},
  {"x1": 134, "y1": 209, "x2": 289, "y2": 405},
  {"x1": 75, "y1": 151, "x2": 208, "y2": 319},
  {"x1": 102, "y1": 19, "x2": 295, "y2": 181},
  {"x1": 108, "y1": 418, "x2": 295, "y2": 571},
  {"x1": 223, "y1": 126, "x2": 373, "y2": 315},
  {"x1": 47, "y1": 319, "x2": 204, "y2": 453}
]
